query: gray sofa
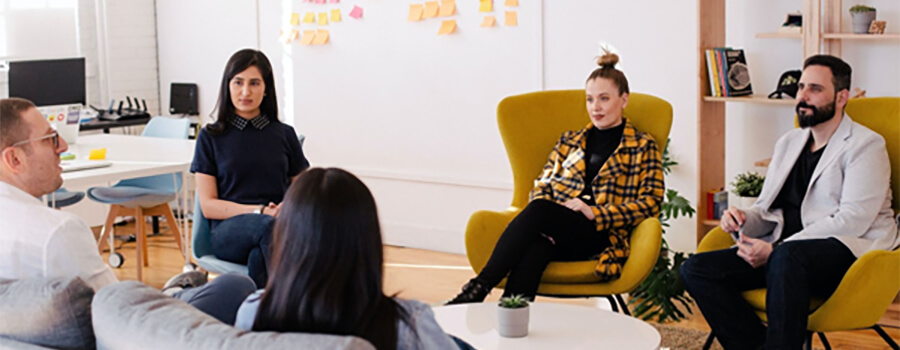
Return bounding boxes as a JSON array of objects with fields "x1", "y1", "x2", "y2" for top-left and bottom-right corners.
[{"x1": 0, "y1": 278, "x2": 374, "y2": 350}]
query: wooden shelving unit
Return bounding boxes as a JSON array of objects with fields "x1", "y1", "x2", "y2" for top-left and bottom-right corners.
[
  {"x1": 755, "y1": 32, "x2": 802, "y2": 39},
  {"x1": 822, "y1": 33, "x2": 900, "y2": 40},
  {"x1": 703, "y1": 95, "x2": 797, "y2": 106}
]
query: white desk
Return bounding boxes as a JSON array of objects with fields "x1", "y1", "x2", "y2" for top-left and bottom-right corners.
[{"x1": 433, "y1": 303, "x2": 661, "y2": 350}]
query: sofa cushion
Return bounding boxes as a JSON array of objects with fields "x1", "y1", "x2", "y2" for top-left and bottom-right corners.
[
  {"x1": 92, "y1": 281, "x2": 374, "y2": 350},
  {"x1": 0, "y1": 277, "x2": 95, "y2": 350}
]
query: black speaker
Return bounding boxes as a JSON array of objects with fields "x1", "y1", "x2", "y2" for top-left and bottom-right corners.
[{"x1": 169, "y1": 83, "x2": 198, "y2": 115}]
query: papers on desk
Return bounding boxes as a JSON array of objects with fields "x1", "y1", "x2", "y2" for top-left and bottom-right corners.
[{"x1": 61, "y1": 160, "x2": 112, "y2": 173}]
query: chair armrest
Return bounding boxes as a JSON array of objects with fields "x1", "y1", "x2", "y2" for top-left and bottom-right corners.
[
  {"x1": 464, "y1": 209, "x2": 519, "y2": 273},
  {"x1": 697, "y1": 227, "x2": 735, "y2": 254},
  {"x1": 808, "y1": 248, "x2": 900, "y2": 332},
  {"x1": 615, "y1": 218, "x2": 663, "y2": 291}
]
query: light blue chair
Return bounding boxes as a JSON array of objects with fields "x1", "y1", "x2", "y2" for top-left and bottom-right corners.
[
  {"x1": 191, "y1": 193, "x2": 248, "y2": 275},
  {"x1": 87, "y1": 116, "x2": 190, "y2": 281},
  {"x1": 46, "y1": 188, "x2": 85, "y2": 208}
]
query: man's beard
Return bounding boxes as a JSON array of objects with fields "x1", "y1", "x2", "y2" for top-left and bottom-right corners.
[{"x1": 796, "y1": 98, "x2": 836, "y2": 128}]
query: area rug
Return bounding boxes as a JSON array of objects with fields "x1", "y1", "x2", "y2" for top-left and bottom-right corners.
[{"x1": 654, "y1": 324, "x2": 825, "y2": 350}]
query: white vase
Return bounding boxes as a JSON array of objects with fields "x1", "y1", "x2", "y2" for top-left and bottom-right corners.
[
  {"x1": 851, "y1": 11, "x2": 876, "y2": 34},
  {"x1": 497, "y1": 305, "x2": 529, "y2": 338},
  {"x1": 740, "y1": 196, "x2": 758, "y2": 209}
]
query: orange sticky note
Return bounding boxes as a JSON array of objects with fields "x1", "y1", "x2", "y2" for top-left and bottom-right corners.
[
  {"x1": 88, "y1": 148, "x2": 107, "y2": 160},
  {"x1": 408, "y1": 4, "x2": 424, "y2": 21},
  {"x1": 438, "y1": 19, "x2": 456, "y2": 35},
  {"x1": 423, "y1": 1, "x2": 439, "y2": 18},
  {"x1": 312, "y1": 29, "x2": 329, "y2": 44},
  {"x1": 480, "y1": 15, "x2": 496, "y2": 27},
  {"x1": 290, "y1": 29, "x2": 300, "y2": 41},
  {"x1": 505, "y1": 0, "x2": 518, "y2": 6},
  {"x1": 318, "y1": 12, "x2": 328, "y2": 25},
  {"x1": 303, "y1": 12, "x2": 316, "y2": 23},
  {"x1": 290, "y1": 13, "x2": 300, "y2": 25},
  {"x1": 300, "y1": 30, "x2": 316, "y2": 45},
  {"x1": 331, "y1": 9, "x2": 341, "y2": 22},
  {"x1": 504, "y1": 11, "x2": 517, "y2": 26},
  {"x1": 439, "y1": 0, "x2": 455, "y2": 17},
  {"x1": 479, "y1": 0, "x2": 492, "y2": 12},
  {"x1": 279, "y1": 30, "x2": 290, "y2": 44}
]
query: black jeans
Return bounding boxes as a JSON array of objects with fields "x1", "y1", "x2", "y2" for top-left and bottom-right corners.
[
  {"x1": 477, "y1": 199, "x2": 611, "y2": 299},
  {"x1": 173, "y1": 273, "x2": 257, "y2": 325},
  {"x1": 680, "y1": 238, "x2": 856, "y2": 350},
  {"x1": 210, "y1": 214, "x2": 275, "y2": 288}
]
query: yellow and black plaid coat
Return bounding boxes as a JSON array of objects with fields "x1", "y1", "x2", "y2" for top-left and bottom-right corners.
[{"x1": 529, "y1": 119, "x2": 665, "y2": 281}]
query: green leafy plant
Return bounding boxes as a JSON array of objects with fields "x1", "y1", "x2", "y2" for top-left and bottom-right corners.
[
  {"x1": 731, "y1": 171, "x2": 765, "y2": 197},
  {"x1": 850, "y1": 4, "x2": 876, "y2": 13},
  {"x1": 498, "y1": 295, "x2": 529, "y2": 309},
  {"x1": 628, "y1": 139, "x2": 696, "y2": 323}
]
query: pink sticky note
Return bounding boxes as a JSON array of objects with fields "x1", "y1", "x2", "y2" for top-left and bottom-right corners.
[
  {"x1": 315, "y1": 0, "x2": 325, "y2": 3},
  {"x1": 329, "y1": 0, "x2": 339, "y2": 2},
  {"x1": 349, "y1": 5, "x2": 363, "y2": 19}
]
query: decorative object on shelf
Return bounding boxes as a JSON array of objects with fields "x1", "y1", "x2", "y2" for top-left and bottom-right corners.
[
  {"x1": 731, "y1": 171, "x2": 765, "y2": 209},
  {"x1": 768, "y1": 69, "x2": 801, "y2": 99},
  {"x1": 868, "y1": 20, "x2": 887, "y2": 34},
  {"x1": 724, "y1": 49, "x2": 754, "y2": 97},
  {"x1": 851, "y1": 87, "x2": 867, "y2": 99},
  {"x1": 628, "y1": 140, "x2": 697, "y2": 323},
  {"x1": 850, "y1": 5, "x2": 877, "y2": 34},
  {"x1": 497, "y1": 295, "x2": 529, "y2": 338},
  {"x1": 778, "y1": 12, "x2": 803, "y2": 34}
]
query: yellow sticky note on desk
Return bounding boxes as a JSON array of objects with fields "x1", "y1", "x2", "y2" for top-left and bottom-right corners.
[
  {"x1": 505, "y1": 11, "x2": 517, "y2": 26},
  {"x1": 303, "y1": 12, "x2": 316, "y2": 23},
  {"x1": 480, "y1": 15, "x2": 496, "y2": 27},
  {"x1": 439, "y1": 0, "x2": 455, "y2": 17},
  {"x1": 424, "y1": 1, "x2": 439, "y2": 18},
  {"x1": 318, "y1": 12, "x2": 329, "y2": 26},
  {"x1": 408, "y1": 4, "x2": 424, "y2": 21},
  {"x1": 505, "y1": 0, "x2": 518, "y2": 6},
  {"x1": 331, "y1": 9, "x2": 341, "y2": 22},
  {"x1": 89, "y1": 148, "x2": 107, "y2": 160},
  {"x1": 438, "y1": 19, "x2": 456, "y2": 35},
  {"x1": 290, "y1": 13, "x2": 300, "y2": 25},
  {"x1": 312, "y1": 29, "x2": 329, "y2": 44},
  {"x1": 479, "y1": 0, "x2": 492, "y2": 13},
  {"x1": 300, "y1": 30, "x2": 316, "y2": 45}
]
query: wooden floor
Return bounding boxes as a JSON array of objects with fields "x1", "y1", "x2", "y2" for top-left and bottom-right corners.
[{"x1": 93, "y1": 220, "x2": 900, "y2": 349}]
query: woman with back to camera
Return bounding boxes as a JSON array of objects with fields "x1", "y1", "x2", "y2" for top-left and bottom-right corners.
[
  {"x1": 235, "y1": 168, "x2": 472, "y2": 350},
  {"x1": 191, "y1": 49, "x2": 309, "y2": 288},
  {"x1": 447, "y1": 50, "x2": 665, "y2": 304}
]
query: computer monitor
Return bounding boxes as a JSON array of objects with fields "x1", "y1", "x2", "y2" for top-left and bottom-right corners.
[{"x1": 8, "y1": 57, "x2": 86, "y2": 107}]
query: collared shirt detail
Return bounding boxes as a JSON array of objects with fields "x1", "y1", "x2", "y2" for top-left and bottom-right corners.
[{"x1": 230, "y1": 114, "x2": 270, "y2": 130}]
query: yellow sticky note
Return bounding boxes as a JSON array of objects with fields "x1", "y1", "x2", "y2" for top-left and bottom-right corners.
[
  {"x1": 318, "y1": 12, "x2": 328, "y2": 26},
  {"x1": 505, "y1": 0, "x2": 518, "y2": 6},
  {"x1": 331, "y1": 9, "x2": 341, "y2": 22},
  {"x1": 439, "y1": 0, "x2": 455, "y2": 17},
  {"x1": 408, "y1": 4, "x2": 424, "y2": 21},
  {"x1": 480, "y1": 15, "x2": 496, "y2": 27},
  {"x1": 479, "y1": 0, "x2": 492, "y2": 12},
  {"x1": 88, "y1": 148, "x2": 107, "y2": 160},
  {"x1": 300, "y1": 30, "x2": 316, "y2": 45},
  {"x1": 290, "y1": 13, "x2": 300, "y2": 25},
  {"x1": 303, "y1": 12, "x2": 316, "y2": 23},
  {"x1": 504, "y1": 11, "x2": 517, "y2": 26},
  {"x1": 438, "y1": 19, "x2": 456, "y2": 35},
  {"x1": 312, "y1": 29, "x2": 329, "y2": 44},
  {"x1": 423, "y1": 1, "x2": 439, "y2": 18}
]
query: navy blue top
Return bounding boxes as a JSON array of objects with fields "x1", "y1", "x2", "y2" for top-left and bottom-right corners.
[{"x1": 190, "y1": 118, "x2": 309, "y2": 230}]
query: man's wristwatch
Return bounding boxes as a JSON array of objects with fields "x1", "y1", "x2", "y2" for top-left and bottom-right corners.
[{"x1": 253, "y1": 204, "x2": 266, "y2": 215}]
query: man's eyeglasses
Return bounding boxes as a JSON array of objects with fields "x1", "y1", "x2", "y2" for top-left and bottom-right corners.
[{"x1": 9, "y1": 131, "x2": 60, "y2": 149}]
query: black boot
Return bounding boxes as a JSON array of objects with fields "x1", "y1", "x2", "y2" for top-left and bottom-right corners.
[{"x1": 446, "y1": 278, "x2": 491, "y2": 305}]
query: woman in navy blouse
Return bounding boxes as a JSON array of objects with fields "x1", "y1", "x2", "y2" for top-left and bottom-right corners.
[{"x1": 191, "y1": 49, "x2": 309, "y2": 288}]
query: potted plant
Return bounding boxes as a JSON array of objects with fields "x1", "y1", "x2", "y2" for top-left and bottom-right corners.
[
  {"x1": 497, "y1": 295, "x2": 529, "y2": 338},
  {"x1": 628, "y1": 139, "x2": 696, "y2": 323},
  {"x1": 850, "y1": 5, "x2": 877, "y2": 34},
  {"x1": 731, "y1": 171, "x2": 765, "y2": 208}
]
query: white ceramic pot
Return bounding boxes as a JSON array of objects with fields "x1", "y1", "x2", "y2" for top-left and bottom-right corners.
[
  {"x1": 851, "y1": 11, "x2": 876, "y2": 34},
  {"x1": 497, "y1": 305, "x2": 530, "y2": 338},
  {"x1": 740, "y1": 196, "x2": 758, "y2": 209}
]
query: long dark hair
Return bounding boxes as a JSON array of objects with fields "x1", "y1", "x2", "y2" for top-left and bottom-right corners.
[
  {"x1": 206, "y1": 49, "x2": 279, "y2": 135},
  {"x1": 253, "y1": 168, "x2": 405, "y2": 349}
]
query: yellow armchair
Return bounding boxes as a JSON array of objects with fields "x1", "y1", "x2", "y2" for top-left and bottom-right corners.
[
  {"x1": 697, "y1": 97, "x2": 900, "y2": 349},
  {"x1": 465, "y1": 90, "x2": 673, "y2": 313}
]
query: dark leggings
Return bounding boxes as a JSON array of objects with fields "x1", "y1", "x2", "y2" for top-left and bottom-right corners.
[
  {"x1": 210, "y1": 214, "x2": 275, "y2": 288},
  {"x1": 173, "y1": 273, "x2": 257, "y2": 325},
  {"x1": 476, "y1": 199, "x2": 611, "y2": 299}
]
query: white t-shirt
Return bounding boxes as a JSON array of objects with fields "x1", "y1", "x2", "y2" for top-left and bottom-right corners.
[{"x1": 0, "y1": 181, "x2": 117, "y2": 291}]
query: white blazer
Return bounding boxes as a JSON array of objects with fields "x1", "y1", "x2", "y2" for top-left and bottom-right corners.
[{"x1": 739, "y1": 115, "x2": 900, "y2": 257}]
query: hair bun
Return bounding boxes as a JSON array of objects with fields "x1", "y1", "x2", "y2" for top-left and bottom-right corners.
[{"x1": 596, "y1": 52, "x2": 619, "y2": 69}]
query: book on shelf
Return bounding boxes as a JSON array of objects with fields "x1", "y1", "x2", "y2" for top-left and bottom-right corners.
[
  {"x1": 724, "y1": 49, "x2": 753, "y2": 96},
  {"x1": 706, "y1": 188, "x2": 728, "y2": 220},
  {"x1": 705, "y1": 50, "x2": 721, "y2": 97},
  {"x1": 715, "y1": 48, "x2": 730, "y2": 96}
]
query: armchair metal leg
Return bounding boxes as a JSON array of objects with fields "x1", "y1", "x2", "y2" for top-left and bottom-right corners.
[
  {"x1": 605, "y1": 295, "x2": 619, "y2": 313},
  {"x1": 614, "y1": 294, "x2": 632, "y2": 316},
  {"x1": 702, "y1": 332, "x2": 715, "y2": 350},
  {"x1": 804, "y1": 331, "x2": 813, "y2": 350},
  {"x1": 872, "y1": 325, "x2": 900, "y2": 350},
  {"x1": 817, "y1": 332, "x2": 831, "y2": 350}
]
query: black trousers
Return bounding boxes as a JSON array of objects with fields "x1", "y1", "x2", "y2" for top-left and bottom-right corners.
[
  {"x1": 476, "y1": 199, "x2": 611, "y2": 299},
  {"x1": 680, "y1": 238, "x2": 856, "y2": 350}
]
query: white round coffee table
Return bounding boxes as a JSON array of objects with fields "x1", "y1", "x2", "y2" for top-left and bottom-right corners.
[{"x1": 433, "y1": 302, "x2": 660, "y2": 349}]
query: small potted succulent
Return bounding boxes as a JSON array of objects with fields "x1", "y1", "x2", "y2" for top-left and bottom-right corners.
[
  {"x1": 497, "y1": 295, "x2": 530, "y2": 338},
  {"x1": 731, "y1": 171, "x2": 765, "y2": 209},
  {"x1": 850, "y1": 5, "x2": 877, "y2": 34}
]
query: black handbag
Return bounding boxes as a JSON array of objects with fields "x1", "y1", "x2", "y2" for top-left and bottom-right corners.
[{"x1": 768, "y1": 70, "x2": 802, "y2": 99}]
